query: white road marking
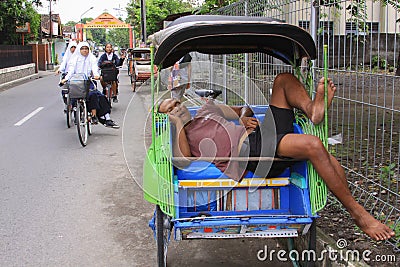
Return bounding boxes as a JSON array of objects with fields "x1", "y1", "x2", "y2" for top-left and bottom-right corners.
[{"x1": 14, "y1": 107, "x2": 44, "y2": 126}]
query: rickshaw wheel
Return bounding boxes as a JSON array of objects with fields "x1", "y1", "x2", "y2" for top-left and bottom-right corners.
[
  {"x1": 156, "y1": 205, "x2": 170, "y2": 267},
  {"x1": 287, "y1": 220, "x2": 317, "y2": 267},
  {"x1": 130, "y1": 74, "x2": 137, "y2": 92}
]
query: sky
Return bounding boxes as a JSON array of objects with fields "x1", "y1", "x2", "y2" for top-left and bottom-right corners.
[{"x1": 36, "y1": 0, "x2": 131, "y2": 23}]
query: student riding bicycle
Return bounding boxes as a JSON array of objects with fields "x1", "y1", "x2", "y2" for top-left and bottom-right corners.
[
  {"x1": 98, "y1": 43, "x2": 125, "y2": 103},
  {"x1": 56, "y1": 40, "x2": 77, "y2": 106},
  {"x1": 61, "y1": 42, "x2": 119, "y2": 128}
]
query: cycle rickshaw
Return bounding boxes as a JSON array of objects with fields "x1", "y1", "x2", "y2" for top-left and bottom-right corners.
[
  {"x1": 128, "y1": 47, "x2": 157, "y2": 92},
  {"x1": 144, "y1": 15, "x2": 330, "y2": 267}
]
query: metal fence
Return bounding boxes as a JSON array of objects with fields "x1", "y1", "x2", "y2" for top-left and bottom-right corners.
[
  {"x1": 200, "y1": 0, "x2": 400, "y2": 251},
  {"x1": 0, "y1": 45, "x2": 33, "y2": 69}
]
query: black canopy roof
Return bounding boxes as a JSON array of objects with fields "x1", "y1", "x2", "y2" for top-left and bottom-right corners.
[{"x1": 150, "y1": 15, "x2": 316, "y2": 69}]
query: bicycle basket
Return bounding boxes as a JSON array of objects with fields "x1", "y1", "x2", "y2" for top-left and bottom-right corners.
[
  {"x1": 101, "y1": 67, "x2": 118, "y2": 82},
  {"x1": 68, "y1": 73, "x2": 90, "y2": 98}
]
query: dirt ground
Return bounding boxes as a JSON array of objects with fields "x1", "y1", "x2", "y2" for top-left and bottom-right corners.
[{"x1": 316, "y1": 200, "x2": 399, "y2": 266}]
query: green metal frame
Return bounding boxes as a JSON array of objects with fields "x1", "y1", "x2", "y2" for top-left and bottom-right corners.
[
  {"x1": 295, "y1": 45, "x2": 329, "y2": 215},
  {"x1": 143, "y1": 46, "x2": 175, "y2": 217}
]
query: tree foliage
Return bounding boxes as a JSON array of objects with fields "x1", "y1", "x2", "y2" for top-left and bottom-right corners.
[
  {"x1": 105, "y1": 28, "x2": 131, "y2": 49},
  {"x1": 0, "y1": 0, "x2": 42, "y2": 45},
  {"x1": 197, "y1": 0, "x2": 236, "y2": 14},
  {"x1": 126, "y1": 0, "x2": 193, "y2": 45}
]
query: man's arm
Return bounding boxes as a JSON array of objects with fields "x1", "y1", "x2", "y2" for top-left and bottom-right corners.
[
  {"x1": 217, "y1": 104, "x2": 258, "y2": 130},
  {"x1": 168, "y1": 112, "x2": 191, "y2": 168}
]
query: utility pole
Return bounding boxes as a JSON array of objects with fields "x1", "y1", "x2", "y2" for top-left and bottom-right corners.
[
  {"x1": 140, "y1": 0, "x2": 147, "y2": 43},
  {"x1": 49, "y1": 0, "x2": 53, "y2": 65}
]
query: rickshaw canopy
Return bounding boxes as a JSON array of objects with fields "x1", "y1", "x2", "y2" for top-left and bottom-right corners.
[
  {"x1": 150, "y1": 15, "x2": 317, "y2": 69},
  {"x1": 131, "y1": 47, "x2": 151, "y2": 60}
]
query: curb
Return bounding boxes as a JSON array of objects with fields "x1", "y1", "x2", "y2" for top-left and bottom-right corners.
[
  {"x1": 316, "y1": 227, "x2": 370, "y2": 267},
  {"x1": 0, "y1": 73, "x2": 39, "y2": 89}
]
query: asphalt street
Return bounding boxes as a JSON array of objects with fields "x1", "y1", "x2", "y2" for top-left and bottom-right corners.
[{"x1": 0, "y1": 66, "x2": 289, "y2": 266}]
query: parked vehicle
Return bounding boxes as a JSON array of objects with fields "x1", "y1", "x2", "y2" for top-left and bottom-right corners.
[
  {"x1": 128, "y1": 47, "x2": 157, "y2": 92},
  {"x1": 144, "y1": 15, "x2": 327, "y2": 267}
]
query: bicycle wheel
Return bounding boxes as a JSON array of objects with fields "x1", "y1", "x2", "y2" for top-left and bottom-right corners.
[
  {"x1": 76, "y1": 100, "x2": 88, "y2": 147},
  {"x1": 107, "y1": 84, "x2": 112, "y2": 108},
  {"x1": 87, "y1": 116, "x2": 92, "y2": 136},
  {"x1": 66, "y1": 94, "x2": 73, "y2": 128}
]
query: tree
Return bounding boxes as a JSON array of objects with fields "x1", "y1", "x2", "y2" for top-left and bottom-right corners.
[
  {"x1": 105, "y1": 28, "x2": 130, "y2": 49},
  {"x1": 197, "y1": 0, "x2": 236, "y2": 14},
  {"x1": 0, "y1": 0, "x2": 42, "y2": 45},
  {"x1": 126, "y1": 0, "x2": 193, "y2": 44}
]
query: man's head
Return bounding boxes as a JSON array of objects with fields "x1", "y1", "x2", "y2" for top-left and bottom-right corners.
[
  {"x1": 158, "y1": 98, "x2": 180, "y2": 113},
  {"x1": 158, "y1": 98, "x2": 192, "y2": 125}
]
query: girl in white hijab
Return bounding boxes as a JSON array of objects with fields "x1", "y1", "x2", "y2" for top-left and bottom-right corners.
[
  {"x1": 63, "y1": 41, "x2": 100, "y2": 81},
  {"x1": 61, "y1": 42, "x2": 119, "y2": 128},
  {"x1": 57, "y1": 40, "x2": 77, "y2": 75}
]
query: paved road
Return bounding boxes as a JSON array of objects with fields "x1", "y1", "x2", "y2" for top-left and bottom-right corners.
[{"x1": 0, "y1": 67, "x2": 289, "y2": 266}]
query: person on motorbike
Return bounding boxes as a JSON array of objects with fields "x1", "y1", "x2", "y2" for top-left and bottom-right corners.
[{"x1": 97, "y1": 43, "x2": 125, "y2": 103}]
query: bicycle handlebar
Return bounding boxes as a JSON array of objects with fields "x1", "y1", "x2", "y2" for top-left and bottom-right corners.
[{"x1": 194, "y1": 89, "x2": 222, "y2": 99}]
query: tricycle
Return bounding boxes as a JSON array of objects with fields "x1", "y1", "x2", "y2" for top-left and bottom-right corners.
[
  {"x1": 128, "y1": 47, "x2": 157, "y2": 92},
  {"x1": 143, "y1": 15, "x2": 329, "y2": 267}
]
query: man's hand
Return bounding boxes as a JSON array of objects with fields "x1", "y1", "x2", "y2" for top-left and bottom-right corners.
[
  {"x1": 93, "y1": 76, "x2": 100, "y2": 80},
  {"x1": 240, "y1": 116, "x2": 259, "y2": 130},
  {"x1": 168, "y1": 105, "x2": 186, "y2": 126},
  {"x1": 60, "y1": 79, "x2": 67, "y2": 84}
]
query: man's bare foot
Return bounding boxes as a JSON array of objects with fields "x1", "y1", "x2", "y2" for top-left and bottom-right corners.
[
  {"x1": 311, "y1": 77, "x2": 336, "y2": 124},
  {"x1": 352, "y1": 210, "x2": 395, "y2": 241}
]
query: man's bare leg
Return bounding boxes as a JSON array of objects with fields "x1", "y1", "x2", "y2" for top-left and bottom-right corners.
[
  {"x1": 270, "y1": 73, "x2": 336, "y2": 124},
  {"x1": 277, "y1": 134, "x2": 395, "y2": 241}
]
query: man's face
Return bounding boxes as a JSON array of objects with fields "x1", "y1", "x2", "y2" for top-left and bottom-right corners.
[
  {"x1": 159, "y1": 98, "x2": 181, "y2": 113},
  {"x1": 70, "y1": 46, "x2": 76, "y2": 53},
  {"x1": 159, "y1": 99, "x2": 191, "y2": 124},
  {"x1": 80, "y1": 46, "x2": 89, "y2": 56}
]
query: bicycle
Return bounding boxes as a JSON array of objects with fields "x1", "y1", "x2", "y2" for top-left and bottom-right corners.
[
  {"x1": 100, "y1": 65, "x2": 120, "y2": 107},
  {"x1": 60, "y1": 75, "x2": 74, "y2": 128},
  {"x1": 63, "y1": 74, "x2": 95, "y2": 147},
  {"x1": 75, "y1": 97, "x2": 92, "y2": 146}
]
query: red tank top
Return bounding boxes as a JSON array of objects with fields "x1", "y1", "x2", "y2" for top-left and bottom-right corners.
[{"x1": 184, "y1": 101, "x2": 246, "y2": 181}]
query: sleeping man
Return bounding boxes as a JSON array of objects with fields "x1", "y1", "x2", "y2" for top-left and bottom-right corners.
[{"x1": 157, "y1": 72, "x2": 395, "y2": 241}]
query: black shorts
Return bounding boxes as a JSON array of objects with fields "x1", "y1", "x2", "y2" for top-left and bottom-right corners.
[{"x1": 245, "y1": 105, "x2": 295, "y2": 177}]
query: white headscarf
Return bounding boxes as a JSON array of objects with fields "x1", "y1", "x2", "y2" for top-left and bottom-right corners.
[
  {"x1": 59, "y1": 40, "x2": 77, "y2": 73},
  {"x1": 65, "y1": 41, "x2": 100, "y2": 80}
]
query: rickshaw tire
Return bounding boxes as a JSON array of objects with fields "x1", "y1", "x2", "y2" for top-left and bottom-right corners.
[
  {"x1": 296, "y1": 220, "x2": 317, "y2": 267},
  {"x1": 132, "y1": 80, "x2": 136, "y2": 92},
  {"x1": 156, "y1": 205, "x2": 167, "y2": 267}
]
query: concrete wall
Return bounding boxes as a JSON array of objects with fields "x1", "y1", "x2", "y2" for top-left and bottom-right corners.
[{"x1": 0, "y1": 63, "x2": 37, "y2": 87}]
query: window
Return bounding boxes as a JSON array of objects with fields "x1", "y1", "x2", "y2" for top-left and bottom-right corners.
[
  {"x1": 346, "y1": 22, "x2": 379, "y2": 35},
  {"x1": 299, "y1": 20, "x2": 310, "y2": 31},
  {"x1": 319, "y1": 21, "x2": 334, "y2": 35}
]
